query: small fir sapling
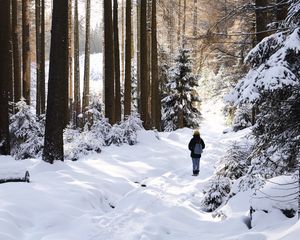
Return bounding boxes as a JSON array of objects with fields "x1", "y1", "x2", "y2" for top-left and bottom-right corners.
[
  {"x1": 217, "y1": 141, "x2": 252, "y2": 180},
  {"x1": 201, "y1": 176, "x2": 231, "y2": 212},
  {"x1": 10, "y1": 100, "x2": 44, "y2": 159},
  {"x1": 232, "y1": 106, "x2": 252, "y2": 132}
]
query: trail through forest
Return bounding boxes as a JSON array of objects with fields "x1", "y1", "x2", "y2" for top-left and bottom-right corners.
[
  {"x1": 1, "y1": 99, "x2": 290, "y2": 240},
  {"x1": 89, "y1": 99, "x2": 252, "y2": 240}
]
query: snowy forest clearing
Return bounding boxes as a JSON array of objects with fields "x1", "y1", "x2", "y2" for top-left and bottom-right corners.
[{"x1": 0, "y1": 99, "x2": 298, "y2": 240}]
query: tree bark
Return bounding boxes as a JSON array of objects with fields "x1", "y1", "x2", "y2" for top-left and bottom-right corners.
[
  {"x1": 255, "y1": 0, "x2": 269, "y2": 43},
  {"x1": 67, "y1": 0, "x2": 73, "y2": 124},
  {"x1": 0, "y1": 0, "x2": 11, "y2": 155},
  {"x1": 151, "y1": 0, "x2": 160, "y2": 130},
  {"x1": 12, "y1": 0, "x2": 21, "y2": 103},
  {"x1": 276, "y1": 0, "x2": 288, "y2": 24},
  {"x1": 104, "y1": 0, "x2": 115, "y2": 124},
  {"x1": 83, "y1": 0, "x2": 91, "y2": 112},
  {"x1": 40, "y1": 0, "x2": 46, "y2": 114},
  {"x1": 177, "y1": 0, "x2": 181, "y2": 44},
  {"x1": 114, "y1": 0, "x2": 121, "y2": 122},
  {"x1": 43, "y1": 0, "x2": 69, "y2": 163},
  {"x1": 124, "y1": 0, "x2": 132, "y2": 117},
  {"x1": 182, "y1": 0, "x2": 186, "y2": 42},
  {"x1": 36, "y1": 0, "x2": 42, "y2": 115},
  {"x1": 140, "y1": 0, "x2": 150, "y2": 129},
  {"x1": 22, "y1": 0, "x2": 31, "y2": 105},
  {"x1": 136, "y1": 0, "x2": 141, "y2": 112},
  {"x1": 74, "y1": 0, "x2": 81, "y2": 120}
]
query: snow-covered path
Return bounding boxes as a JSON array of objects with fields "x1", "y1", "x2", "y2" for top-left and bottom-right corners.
[
  {"x1": 88, "y1": 99, "x2": 249, "y2": 240},
  {"x1": 2, "y1": 99, "x2": 294, "y2": 240}
]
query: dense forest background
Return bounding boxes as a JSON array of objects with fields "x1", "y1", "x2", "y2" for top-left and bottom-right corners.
[{"x1": 0, "y1": 0, "x2": 299, "y2": 196}]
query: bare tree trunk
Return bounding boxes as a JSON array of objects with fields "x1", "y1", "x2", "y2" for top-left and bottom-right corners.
[
  {"x1": 193, "y1": 0, "x2": 198, "y2": 36},
  {"x1": 104, "y1": 0, "x2": 115, "y2": 124},
  {"x1": 182, "y1": 0, "x2": 186, "y2": 42},
  {"x1": 74, "y1": 0, "x2": 81, "y2": 121},
  {"x1": 67, "y1": 0, "x2": 73, "y2": 124},
  {"x1": 136, "y1": 0, "x2": 141, "y2": 112},
  {"x1": 140, "y1": 0, "x2": 150, "y2": 129},
  {"x1": 147, "y1": 0, "x2": 152, "y2": 126},
  {"x1": 0, "y1": 0, "x2": 11, "y2": 155},
  {"x1": 276, "y1": 0, "x2": 288, "y2": 24},
  {"x1": 40, "y1": 0, "x2": 46, "y2": 114},
  {"x1": 22, "y1": 0, "x2": 31, "y2": 105},
  {"x1": 124, "y1": 0, "x2": 132, "y2": 117},
  {"x1": 8, "y1": 10, "x2": 13, "y2": 107},
  {"x1": 36, "y1": 0, "x2": 42, "y2": 115},
  {"x1": 177, "y1": 0, "x2": 181, "y2": 44},
  {"x1": 12, "y1": 0, "x2": 21, "y2": 103},
  {"x1": 121, "y1": 0, "x2": 125, "y2": 85},
  {"x1": 83, "y1": 0, "x2": 91, "y2": 112},
  {"x1": 43, "y1": 0, "x2": 69, "y2": 163},
  {"x1": 255, "y1": 0, "x2": 269, "y2": 43},
  {"x1": 151, "y1": 0, "x2": 160, "y2": 130},
  {"x1": 114, "y1": 0, "x2": 121, "y2": 122}
]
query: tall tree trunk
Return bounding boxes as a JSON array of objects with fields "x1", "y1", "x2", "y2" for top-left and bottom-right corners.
[
  {"x1": 255, "y1": 0, "x2": 269, "y2": 43},
  {"x1": 193, "y1": 0, "x2": 198, "y2": 37},
  {"x1": 167, "y1": 1, "x2": 174, "y2": 53},
  {"x1": 140, "y1": 0, "x2": 149, "y2": 129},
  {"x1": 182, "y1": 0, "x2": 186, "y2": 43},
  {"x1": 151, "y1": 0, "x2": 160, "y2": 130},
  {"x1": 114, "y1": 0, "x2": 121, "y2": 122},
  {"x1": 0, "y1": 0, "x2": 11, "y2": 155},
  {"x1": 43, "y1": 0, "x2": 69, "y2": 163},
  {"x1": 68, "y1": 0, "x2": 73, "y2": 124},
  {"x1": 104, "y1": 0, "x2": 115, "y2": 124},
  {"x1": 8, "y1": 9, "x2": 13, "y2": 107},
  {"x1": 121, "y1": 0, "x2": 125, "y2": 85},
  {"x1": 12, "y1": 0, "x2": 21, "y2": 103},
  {"x1": 83, "y1": 0, "x2": 91, "y2": 111},
  {"x1": 147, "y1": 0, "x2": 151, "y2": 125},
  {"x1": 22, "y1": 0, "x2": 31, "y2": 105},
  {"x1": 74, "y1": 0, "x2": 81, "y2": 120},
  {"x1": 124, "y1": 0, "x2": 132, "y2": 117},
  {"x1": 36, "y1": 0, "x2": 42, "y2": 115},
  {"x1": 40, "y1": 0, "x2": 46, "y2": 114},
  {"x1": 253, "y1": 0, "x2": 269, "y2": 123},
  {"x1": 276, "y1": 0, "x2": 288, "y2": 24},
  {"x1": 136, "y1": 0, "x2": 141, "y2": 112},
  {"x1": 177, "y1": 0, "x2": 181, "y2": 44}
]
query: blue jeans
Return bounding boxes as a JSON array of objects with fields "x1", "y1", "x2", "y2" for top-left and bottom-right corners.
[{"x1": 192, "y1": 158, "x2": 200, "y2": 172}]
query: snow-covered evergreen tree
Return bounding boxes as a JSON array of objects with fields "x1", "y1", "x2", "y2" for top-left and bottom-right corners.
[
  {"x1": 162, "y1": 47, "x2": 201, "y2": 131},
  {"x1": 225, "y1": 2, "x2": 300, "y2": 178},
  {"x1": 201, "y1": 176, "x2": 231, "y2": 212},
  {"x1": 10, "y1": 100, "x2": 44, "y2": 159}
]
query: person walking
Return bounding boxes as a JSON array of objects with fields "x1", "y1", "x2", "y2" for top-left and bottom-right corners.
[{"x1": 188, "y1": 130, "x2": 205, "y2": 176}]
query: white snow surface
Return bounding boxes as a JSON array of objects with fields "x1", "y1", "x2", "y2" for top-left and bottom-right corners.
[{"x1": 0, "y1": 99, "x2": 299, "y2": 240}]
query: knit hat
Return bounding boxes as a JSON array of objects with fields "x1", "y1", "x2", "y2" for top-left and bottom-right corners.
[{"x1": 193, "y1": 130, "x2": 200, "y2": 136}]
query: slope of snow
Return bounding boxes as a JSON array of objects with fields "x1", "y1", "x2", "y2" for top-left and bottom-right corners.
[{"x1": 0, "y1": 99, "x2": 299, "y2": 240}]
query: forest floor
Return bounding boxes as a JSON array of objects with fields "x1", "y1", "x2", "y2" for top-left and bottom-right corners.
[{"x1": 0, "y1": 98, "x2": 299, "y2": 240}]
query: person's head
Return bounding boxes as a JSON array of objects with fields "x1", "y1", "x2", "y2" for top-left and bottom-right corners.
[{"x1": 193, "y1": 130, "x2": 200, "y2": 137}]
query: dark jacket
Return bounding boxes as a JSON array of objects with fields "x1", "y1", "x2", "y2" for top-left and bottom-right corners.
[{"x1": 188, "y1": 136, "x2": 205, "y2": 158}]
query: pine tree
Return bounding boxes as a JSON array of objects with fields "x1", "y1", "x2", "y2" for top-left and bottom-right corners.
[
  {"x1": 22, "y1": 0, "x2": 31, "y2": 105},
  {"x1": 104, "y1": 0, "x2": 115, "y2": 124},
  {"x1": 43, "y1": 0, "x2": 69, "y2": 163},
  {"x1": 162, "y1": 48, "x2": 201, "y2": 131},
  {"x1": 114, "y1": 0, "x2": 121, "y2": 122},
  {"x1": 0, "y1": 0, "x2": 11, "y2": 155},
  {"x1": 124, "y1": 0, "x2": 132, "y2": 117},
  {"x1": 140, "y1": 0, "x2": 150, "y2": 129},
  {"x1": 74, "y1": 0, "x2": 81, "y2": 122},
  {"x1": 83, "y1": 0, "x2": 91, "y2": 112},
  {"x1": 12, "y1": 0, "x2": 21, "y2": 103}
]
